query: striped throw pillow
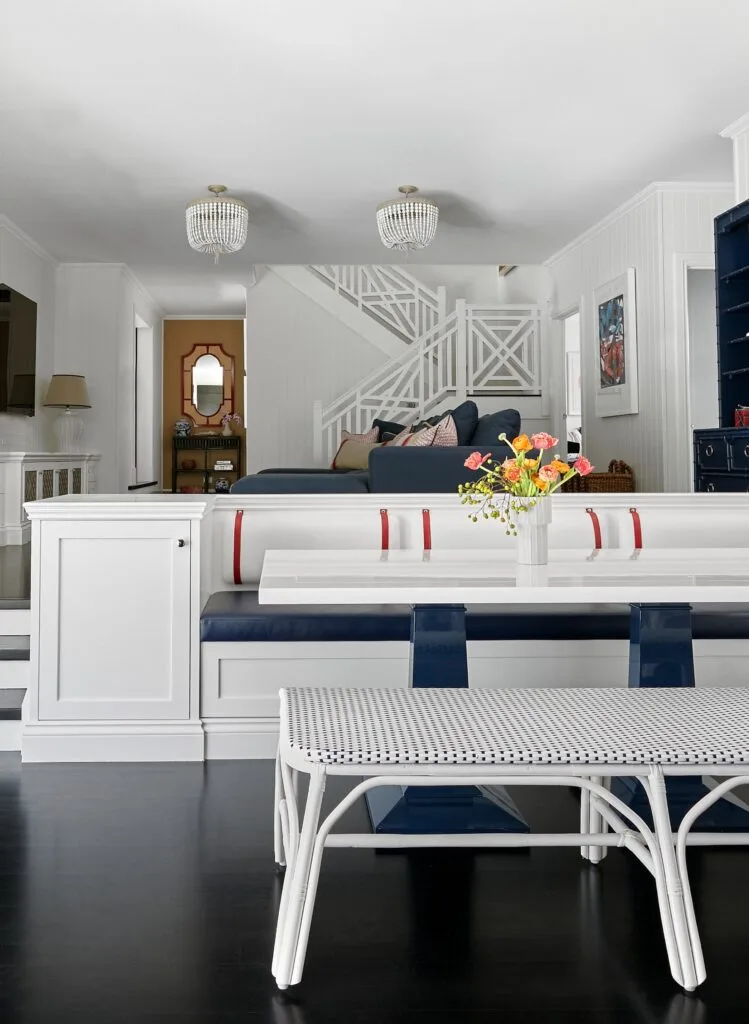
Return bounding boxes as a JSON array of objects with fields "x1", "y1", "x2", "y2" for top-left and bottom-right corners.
[{"x1": 405, "y1": 414, "x2": 458, "y2": 448}]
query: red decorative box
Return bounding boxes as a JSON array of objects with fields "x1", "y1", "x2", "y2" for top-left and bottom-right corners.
[{"x1": 735, "y1": 407, "x2": 749, "y2": 427}]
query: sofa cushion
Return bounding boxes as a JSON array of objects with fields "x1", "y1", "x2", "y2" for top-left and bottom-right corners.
[
  {"x1": 332, "y1": 439, "x2": 382, "y2": 470},
  {"x1": 373, "y1": 418, "x2": 407, "y2": 441},
  {"x1": 230, "y1": 473, "x2": 369, "y2": 494},
  {"x1": 448, "y1": 400, "x2": 479, "y2": 445},
  {"x1": 471, "y1": 408, "x2": 522, "y2": 448}
]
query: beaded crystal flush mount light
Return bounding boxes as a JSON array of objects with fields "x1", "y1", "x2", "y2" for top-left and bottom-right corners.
[
  {"x1": 186, "y1": 185, "x2": 248, "y2": 262},
  {"x1": 376, "y1": 185, "x2": 439, "y2": 252}
]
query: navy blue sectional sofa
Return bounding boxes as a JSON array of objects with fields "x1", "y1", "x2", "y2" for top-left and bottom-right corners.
[{"x1": 232, "y1": 402, "x2": 523, "y2": 495}]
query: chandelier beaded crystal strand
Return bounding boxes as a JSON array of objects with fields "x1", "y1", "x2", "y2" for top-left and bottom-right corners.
[
  {"x1": 376, "y1": 185, "x2": 438, "y2": 251},
  {"x1": 186, "y1": 185, "x2": 248, "y2": 263}
]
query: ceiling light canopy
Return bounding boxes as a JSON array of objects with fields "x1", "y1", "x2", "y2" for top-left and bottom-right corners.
[
  {"x1": 186, "y1": 185, "x2": 248, "y2": 262},
  {"x1": 376, "y1": 186, "x2": 438, "y2": 252}
]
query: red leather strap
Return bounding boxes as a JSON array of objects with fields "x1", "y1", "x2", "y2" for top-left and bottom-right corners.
[
  {"x1": 585, "y1": 507, "x2": 602, "y2": 550},
  {"x1": 422, "y1": 509, "x2": 432, "y2": 551},
  {"x1": 233, "y1": 510, "x2": 244, "y2": 584},
  {"x1": 629, "y1": 507, "x2": 643, "y2": 550},
  {"x1": 380, "y1": 508, "x2": 390, "y2": 551}
]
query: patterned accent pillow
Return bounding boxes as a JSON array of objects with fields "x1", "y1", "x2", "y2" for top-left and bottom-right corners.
[
  {"x1": 330, "y1": 427, "x2": 379, "y2": 468},
  {"x1": 384, "y1": 427, "x2": 413, "y2": 447},
  {"x1": 405, "y1": 414, "x2": 458, "y2": 448}
]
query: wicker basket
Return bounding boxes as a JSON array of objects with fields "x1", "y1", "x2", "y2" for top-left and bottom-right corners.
[{"x1": 577, "y1": 459, "x2": 635, "y2": 493}]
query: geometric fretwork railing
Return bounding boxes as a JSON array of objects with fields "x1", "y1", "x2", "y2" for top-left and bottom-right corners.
[
  {"x1": 313, "y1": 300, "x2": 542, "y2": 464},
  {"x1": 308, "y1": 265, "x2": 446, "y2": 345},
  {"x1": 467, "y1": 306, "x2": 541, "y2": 395}
]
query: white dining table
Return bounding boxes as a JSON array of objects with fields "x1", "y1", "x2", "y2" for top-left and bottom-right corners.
[{"x1": 259, "y1": 547, "x2": 749, "y2": 835}]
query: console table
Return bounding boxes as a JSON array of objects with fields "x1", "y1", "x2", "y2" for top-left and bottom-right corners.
[{"x1": 172, "y1": 435, "x2": 242, "y2": 494}]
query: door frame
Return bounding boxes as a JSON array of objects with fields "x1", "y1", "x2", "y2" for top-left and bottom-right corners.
[
  {"x1": 669, "y1": 253, "x2": 715, "y2": 492},
  {"x1": 550, "y1": 299, "x2": 584, "y2": 460}
]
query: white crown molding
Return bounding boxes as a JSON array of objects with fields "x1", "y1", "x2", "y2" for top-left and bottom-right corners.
[
  {"x1": 721, "y1": 113, "x2": 749, "y2": 139},
  {"x1": 543, "y1": 181, "x2": 733, "y2": 269},
  {"x1": 163, "y1": 314, "x2": 246, "y2": 320},
  {"x1": 0, "y1": 215, "x2": 57, "y2": 265}
]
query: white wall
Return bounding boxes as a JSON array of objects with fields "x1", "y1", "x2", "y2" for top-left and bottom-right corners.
[
  {"x1": 245, "y1": 269, "x2": 386, "y2": 471},
  {"x1": 406, "y1": 264, "x2": 553, "y2": 308},
  {"x1": 55, "y1": 264, "x2": 161, "y2": 493},
  {"x1": 544, "y1": 184, "x2": 732, "y2": 492},
  {"x1": 0, "y1": 218, "x2": 56, "y2": 452},
  {"x1": 687, "y1": 269, "x2": 719, "y2": 431}
]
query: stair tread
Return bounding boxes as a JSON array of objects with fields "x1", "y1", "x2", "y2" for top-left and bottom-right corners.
[
  {"x1": 0, "y1": 688, "x2": 25, "y2": 721},
  {"x1": 0, "y1": 649, "x2": 30, "y2": 661}
]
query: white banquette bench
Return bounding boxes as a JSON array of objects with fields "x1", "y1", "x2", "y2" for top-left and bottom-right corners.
[{"x1": 199, "y1": 493, "x2": 749, "y2": 759}]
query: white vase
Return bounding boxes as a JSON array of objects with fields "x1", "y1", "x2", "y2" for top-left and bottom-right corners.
[
  {"x1": 222, "y1": 423, "x2": 233, "y2": 437},
  {"x1": 515, "y1": 499, "x2": 552, "y2": 565}
]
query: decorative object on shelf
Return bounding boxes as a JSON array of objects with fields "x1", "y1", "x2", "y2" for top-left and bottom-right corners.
[
  {"x1": 43, "y1": 374, "x2": 91, "y2": 453},
  {"x1": 459, "y1": 432, "x2": 593, "y2": 566},
  {"x1": 221, "y1": 412, "x2": 242, "y2": 437},
  {"x1": 7, "y1": 373, "x2": 35, "y2": 415},
  {"x1": 563, "y1": 459, "x2": 635, "y2": 494},
  {"x1": 179, "y1": 485, "x2": 203, "y2": 494},
  {"x1": 736, "y1": 406, "x2": 749, "y2": 427},
  {"x1": 214, "y1": 477, "x2": 231, "y2": 493},
  {"x1": 185, "y1": 185, "x2": 248, "y2": 263},
  {"x1": 594, "y1": 268, "x2": 639, "y2": 418},
  {"x1": 174, "y1": 418, "x2": 193, "y2": 437},
  {"x1": 376, "y1": 186, "x2": 438, "y2": 251},
  {"x1": 180, "y1": 458, "x2": 197, "y2": 471},
  {"x1": 194, "y1": 429, "x2": 217, "y2": 436}
]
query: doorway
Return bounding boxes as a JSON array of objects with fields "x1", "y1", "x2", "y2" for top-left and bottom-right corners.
[
  {"x1": 562, "y1": 310, "x2": 582, "y2": 460},
  {"x1": 686, "y1": 268, "x2": 718, "y2": 488}
]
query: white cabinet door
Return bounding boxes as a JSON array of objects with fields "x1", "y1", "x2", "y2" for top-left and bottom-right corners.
[{"x1": 38, "y1": 519, "x2": 192, "y2": 721}]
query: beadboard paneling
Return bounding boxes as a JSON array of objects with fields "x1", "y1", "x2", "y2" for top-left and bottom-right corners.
[{"x1": 546, "y1": 185, "x2": 732, "y2": 493}]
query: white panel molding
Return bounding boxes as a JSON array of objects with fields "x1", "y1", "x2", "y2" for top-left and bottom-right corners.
[
  {"x1": 0, "y1": 215, "x2": 57, "y2": 265},
  {"x1": 544, "y1": 182, "x2": 733, "y2": 270},
  {"x1": 21, "y1": 721, "x2": 205, "y2": 763},
  {"x1": 721, "y1": 113, "x2": 749, "y2": 204}
]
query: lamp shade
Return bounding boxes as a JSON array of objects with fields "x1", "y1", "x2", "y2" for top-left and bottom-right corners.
[
  {"x1": 7, "y1": 373, "x2": 36, "y2": 409},
  {"x1": 43, "y1": 374, "x2": 91, "y2": 409}
]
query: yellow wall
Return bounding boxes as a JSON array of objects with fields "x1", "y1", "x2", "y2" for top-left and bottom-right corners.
[{"x1": 162, "y1": 320, "x2": 246, "y2": 489}]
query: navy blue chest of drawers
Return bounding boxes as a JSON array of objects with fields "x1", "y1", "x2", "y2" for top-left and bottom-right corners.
[
  {"x1": 694, "y1": 428, "x2": 749, "y2": 492},
  {"x1": 693, "y1": 198, "x2": 749, "y2": 492}
]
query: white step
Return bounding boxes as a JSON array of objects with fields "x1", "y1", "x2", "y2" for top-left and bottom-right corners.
[{"x1": 0, "y1": 607, "x2": 30, "y2": 636}]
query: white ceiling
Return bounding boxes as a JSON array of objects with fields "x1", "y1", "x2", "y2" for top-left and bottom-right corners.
[{"x1": 0, "y1": 0, "x2": 746, "y2": 314}]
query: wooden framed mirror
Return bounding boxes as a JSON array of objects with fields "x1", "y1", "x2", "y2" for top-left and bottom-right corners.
[{"x1": 181, "y1": 343, "x2": 234, "y2": 426}]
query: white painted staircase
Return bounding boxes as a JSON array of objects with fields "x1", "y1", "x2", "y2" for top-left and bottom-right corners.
[{"x1": 0, "y1": 605, "x2": 28, "y2": 752}]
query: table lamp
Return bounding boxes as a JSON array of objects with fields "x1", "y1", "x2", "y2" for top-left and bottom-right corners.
[
  {"x1": 7, "y1": 373, "x2": 36, "y2": 415},
  {"x1": 43, "y1": 374, "x2": 91, "y2": 452}
]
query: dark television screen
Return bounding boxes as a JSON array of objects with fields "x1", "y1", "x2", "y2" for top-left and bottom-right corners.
[{"x1": 0, "y1": 284, "x2": 37, "y2": 416}]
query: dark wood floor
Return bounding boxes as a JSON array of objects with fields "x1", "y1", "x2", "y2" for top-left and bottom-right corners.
[{"x1": 0, "y1": 757, "x2": 747, "y2": 1023}]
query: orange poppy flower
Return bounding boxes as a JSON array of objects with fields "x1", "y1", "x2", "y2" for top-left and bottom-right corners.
[{"x1": 512, "y1": 434, "x2": 532, "y2": 453}]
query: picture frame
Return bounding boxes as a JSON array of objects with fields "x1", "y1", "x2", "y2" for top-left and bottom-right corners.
[{"x1": 593, "y1": 268, "x2": 639, "y2": 417}]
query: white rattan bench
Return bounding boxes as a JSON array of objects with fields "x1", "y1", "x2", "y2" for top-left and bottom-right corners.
[{"x1": 272, "y1": 686, "x2": 749, "y2": 992}]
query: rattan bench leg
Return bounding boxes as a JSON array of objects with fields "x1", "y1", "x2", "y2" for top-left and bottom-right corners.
[
  {"x1": 642, "y1": 769, "x2": 700, "y2": 991},
  {"x1": 273, "y1": 751, "x2": 285, "y2": 869},
  {"x1": 274, "y1": 767, "x2": 327, "y2": 990},
  {"x1": 587, "y1": 776, "x2": 608, "y2": 864}
]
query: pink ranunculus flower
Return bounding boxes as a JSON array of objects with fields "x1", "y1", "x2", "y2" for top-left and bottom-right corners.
[
  {"x1": 575, "y1": 456, "x2": 594, "y2": 476},
  {"x1": 464, "y1": 451, "x2": 491, "y2": 471},
  {"x1": 538, "y1": 464, "x2": 559, "y2": 482},
  {"x1": 530, "y1": 432, "x2": 559, "y2": 450}
]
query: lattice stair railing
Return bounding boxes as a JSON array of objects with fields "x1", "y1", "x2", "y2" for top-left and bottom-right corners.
[
  {"x1": 313, "y1": 301, "x2": 541, "y2": 464},
  {"x1": 308, "y1": 265, "x2": 446, "y2": 345}
]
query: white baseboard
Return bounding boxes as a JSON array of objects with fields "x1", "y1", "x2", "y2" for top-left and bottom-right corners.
[
  {"x1": 0, "y1": 522, "x2": 30, "y2": 547},
  {"x1": 21, "y1": 721, "x2": 205, "y2": 763},
  {"x1": 203, "y1": 718, "x2": 278, "y2": 759}
]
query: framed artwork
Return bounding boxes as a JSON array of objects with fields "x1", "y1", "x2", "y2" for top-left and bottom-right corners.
[{"x1": 594, "y1": 268, "x2": 638, "y2": 417}]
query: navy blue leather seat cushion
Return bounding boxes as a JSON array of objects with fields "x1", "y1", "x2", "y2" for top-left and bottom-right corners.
[
  {"x1": 230, "y1": 473, "x2": 368, "y2": 494},
  {"x1": 201, "y1": 590, "x2": 412, "y2": 643},
  {"x1": 471, "y1": 408, "x2": 522, "y2": 448},
  {"x1": 201, "y1": 592, "x2": 749, "y2": 644}
]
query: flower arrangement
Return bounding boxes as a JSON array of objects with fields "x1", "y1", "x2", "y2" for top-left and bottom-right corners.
[
  {"x1": 460, "y1": 432, "x2": 593, "y2": 533},
  {"x1": 221, "y1": 413, "x2": 242, "y2": 428}
]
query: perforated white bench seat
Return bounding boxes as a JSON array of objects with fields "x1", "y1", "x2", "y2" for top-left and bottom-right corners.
[
  {"x1": 273, "y1": 685, "x2": 749, "y2": 994},
  {"x1": 280, "y1": 686, "x2": 749, "y2": 769}
]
